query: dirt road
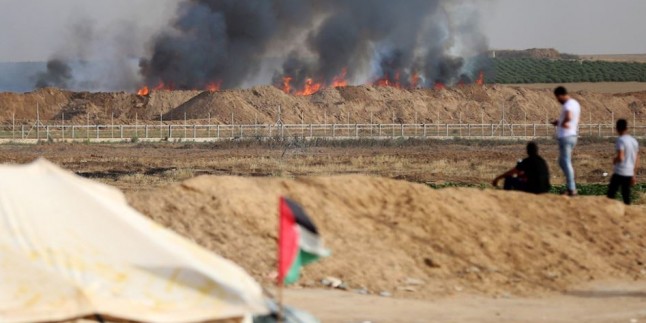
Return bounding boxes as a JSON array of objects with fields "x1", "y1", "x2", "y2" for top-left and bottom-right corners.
[{"x1": 287, "y1": 281, "x2": 646, "y2": 323}]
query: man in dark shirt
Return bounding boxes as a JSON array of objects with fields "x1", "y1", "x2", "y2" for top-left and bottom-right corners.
[{"x1": 492, "y1": 142, "x2": 551, "y2": 194}]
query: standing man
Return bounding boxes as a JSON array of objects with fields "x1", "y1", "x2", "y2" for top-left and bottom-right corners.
[
  {"x1": 551, "y1": 86, "x2": 581, "y2": 196},
  {"x1": 607, "y1": 119, "x2": 640, "y2": 205}
]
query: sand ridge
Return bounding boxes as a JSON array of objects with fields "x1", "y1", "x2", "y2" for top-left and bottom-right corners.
[{"x1": 128, "y1": 175, "x2": 646, "y2": 299}]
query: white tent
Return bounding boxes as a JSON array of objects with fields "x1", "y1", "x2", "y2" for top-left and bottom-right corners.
[{"x1": 0, "y1": 159, "x2": 268, "y2": 323}]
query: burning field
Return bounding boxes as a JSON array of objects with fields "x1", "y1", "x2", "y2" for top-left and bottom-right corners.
[{"x1": 26, "y1": 0, "x2": 490, "y2": 95}]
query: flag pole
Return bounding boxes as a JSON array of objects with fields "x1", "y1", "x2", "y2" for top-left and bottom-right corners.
[
  {"x1": 277, "y1": 197, "x2": 285, "y2": 323},
  {"x1": 278, "y1": 280, "x2": 285, "y2": 322}
]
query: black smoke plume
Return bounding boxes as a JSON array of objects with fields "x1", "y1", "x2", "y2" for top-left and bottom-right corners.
[
  {"x1": 141, "y1": 0, "x2": 489, "y2": 91},
  {"x1": 34, "y1": 59, "x2": 73, "y2": 89}
]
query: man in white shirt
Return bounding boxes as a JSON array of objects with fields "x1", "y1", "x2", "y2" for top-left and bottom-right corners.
[
  {"x1": 551, "y1": 86, "x2": 581, "y2": 196},
  {"x1": 607, "y1": 119, "x2": 640, "y2": 205}
]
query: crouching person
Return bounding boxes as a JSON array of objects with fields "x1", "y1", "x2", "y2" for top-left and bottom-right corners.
[{"x1": 493, "y1": 142, "x2": 551, "y2": 194}]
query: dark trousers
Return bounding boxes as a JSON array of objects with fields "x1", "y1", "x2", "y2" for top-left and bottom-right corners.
[
  {"x1": 607, "y1": 174, "x2": 633, "y2": 205},
  {"x1": 504, "y1": 176, "x2": 526, "y2": 192}
]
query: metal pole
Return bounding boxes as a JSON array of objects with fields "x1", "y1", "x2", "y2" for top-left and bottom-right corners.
[
  {"x1": 347, "y1": 111, "x2": 350, "y2": 137},
  {"x1": 61, "y1": 113, "x2": 64, "y2": 140},
  {"x1": 12, "y1": 113, "x2": 15, "y2": 140},
  {"x1": 86, "y1": 113, "x2": 89, "y2": 140},
  {"x1": 36, "y1": 103, "x2": 40, "y2": 141},
  {"x1": 111, "y1": 113, "x2": 114, "y2": 139}
]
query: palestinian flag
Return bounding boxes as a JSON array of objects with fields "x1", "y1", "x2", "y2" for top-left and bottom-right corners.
[{"x1": 278, "y1": 197, "x2": 330, "y2": 286}]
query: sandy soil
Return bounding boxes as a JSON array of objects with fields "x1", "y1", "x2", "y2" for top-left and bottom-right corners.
[
  {"x1": 287, "y1": 281, "x2": 646, "y2": 323},
  {"x1": 2, "y1": 85, "x2": 645, "y2": 126},
  {"x1": 129, "y1": 174, "x2": 646, "y2": 300}
]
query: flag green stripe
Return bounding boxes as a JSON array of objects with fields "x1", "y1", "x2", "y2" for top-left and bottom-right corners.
[{"x1": 284, "y1": 249, "x2": 320, "y2": 285}]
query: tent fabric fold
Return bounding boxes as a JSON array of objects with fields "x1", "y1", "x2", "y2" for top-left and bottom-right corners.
[{"x1": 0, "y1": 159, "x2": 268, "y2": 323}]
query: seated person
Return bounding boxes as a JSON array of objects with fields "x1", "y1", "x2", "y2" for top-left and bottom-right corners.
[{"x1": 492, "y1": 142, "x2": 551, "y2": 194}]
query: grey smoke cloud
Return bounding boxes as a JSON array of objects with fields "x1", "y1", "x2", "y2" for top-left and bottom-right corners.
[
  {"x1": 142, "y1": 0, "x2": 490, "y2": 91},
  {"x1": 0, "y1": 0, "x2": 180, "y2": 92},
  {"x1": 1, "y1": 0, "x2": 489, "y2": 92}
]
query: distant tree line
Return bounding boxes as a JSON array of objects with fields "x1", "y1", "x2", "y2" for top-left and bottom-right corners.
[{"x1": 490, "y1": 58, "x2": 646, "y2": 84}]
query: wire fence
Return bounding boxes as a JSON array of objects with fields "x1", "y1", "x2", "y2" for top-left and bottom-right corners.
[{"x1": 1, "y1": 123, "x2": 645, "y2": 142}]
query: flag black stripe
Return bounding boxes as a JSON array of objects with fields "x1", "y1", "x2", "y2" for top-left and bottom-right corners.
[{"x1": 284, "y1": 198, "x2": 319, "y2": 235}]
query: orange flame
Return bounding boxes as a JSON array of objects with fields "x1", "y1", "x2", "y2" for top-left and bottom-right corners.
[
  {"x1": 206, "y1": 81, "x2": 222, "y2": 92},
  {"x1": 282, "y1": 76, "x2": 292, "y2": 94},
  {"x1": 410, "y1": 73, "x2": 420, "y2": 89},
  {"x1": 374, "y1": 71, "x2": 403, "y2": 88},
  {"x1": 295, "y1": 79, "x2": 323, "y2": 96},
  {"x1": 331, "y1": 68, "x2": 348, "y2": 88},
  {"x1": 476, "y1": 71, "x2": 485, "y2": 86},
  {"x1": 153, "y1": 81, "x2": 167, "y2": 91},
  {"x1": 137, "y1": 86, "x2": 150, "y2": 96},
  {"x1": 434, "y1": 83, "x2": 445, "y2": 90}
]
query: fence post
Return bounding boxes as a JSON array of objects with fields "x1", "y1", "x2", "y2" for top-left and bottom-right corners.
[
  {"x1": 21, "y1": 125, "x2": 25, "y2": 139},
  {"x1": 423, "y1": 124, "x2": 427, "y2": 137},
  {"x1": 96, "y1": 125, "x2": 99, "y2": 139},
  {"x1": 491, "y1": 124, "x2": 494, "y2": 137},
  {"x1": 145, "y1": 125, "x2": 148, "y2": 139},
  {"x1": 310, "y1": 124, "x2": 313, "y2": 138},
  {"x1": 598, "y1": 124, "x2": 601, "y2": 137},
  {"x1": 333, "y1": 124, "x2": 336, "y2": 138},
  {"x1": 120, "y1": 126, "x2": 124, "y2": 139},
  {"x1": 533, "y1": 124, "x2": 536, "y2": 137},
  {"x1": 446, "y1": 124, "x2": 449, "y2": 137},
  {"x1": 168, "y1": 125, "x2": 172, "y2": 139},
  {"x1": 356, "y1": 124, "x2": 359, "y2": 138},
  {"x1": 379, "y1": 124, "x2": 382, "y2": 137},
  {"x1": 194, "y1": 125, "x2": 197, "y2": 139},
  {"x1": 71, "y1": 126, "x2": 75, "y2": 139},
  {"x1": 217, "y1": 125, "x2": 221, "y2": 139},
  {"x1": 401, "y1": 124, "x2": 404, "y2": 137},
  {"x1": 46, "y1": 126, "x2": 49, "y2": 140},
  {"x1": 468, "y1": 124, "x2": 471, "y2": 137}
]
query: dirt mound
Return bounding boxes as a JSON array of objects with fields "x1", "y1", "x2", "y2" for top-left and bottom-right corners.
[
  {"x1": 493, "y1": 48, "x2": 573, "y2": 60},
  {"x1": 0, "y1": 89, "x2": 199, "y2": 124},
  {"x1": 128, "y1": 175, "x2": 646, "y2": 299},
  {"x1": 0, "y1": 88, "x2": 71, "y2": 122},
  {"x1": 164, "y1": 86, "x2": 324, "y2": 124},
  {"x1": 159, "y1": 85, "x2": 646, "y2": 125},
  {"x1": 2, "y1": 85, "x2": 645, "y2": 125}
]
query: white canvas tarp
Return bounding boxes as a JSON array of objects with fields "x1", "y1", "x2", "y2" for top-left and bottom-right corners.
[{"x1": 0, "y1": 159, "x2": 268, "y2": 323}]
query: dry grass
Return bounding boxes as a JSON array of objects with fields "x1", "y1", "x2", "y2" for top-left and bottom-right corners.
[{"x1": 1, "y1": 139, "x2": 641, "y2": 196}]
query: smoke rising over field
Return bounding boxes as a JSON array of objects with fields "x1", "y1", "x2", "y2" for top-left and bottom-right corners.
[
  {"x1": 141, "y1": 0, "x2": 489, "y2": 92},
  {"x1": 2, "y1": 0, "x2": 488, "y2": 93}
]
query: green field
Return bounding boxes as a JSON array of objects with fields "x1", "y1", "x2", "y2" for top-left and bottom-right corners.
[{"x1": 491, "y1": 58, "x2": 646, "y2": 84}]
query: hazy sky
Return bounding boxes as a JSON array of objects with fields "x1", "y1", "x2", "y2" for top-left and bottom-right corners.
[
  {"x1": 0, "y1": 0, "x2": 644, "y2": 62},
  {"x1": 483, "y1": 0, "x2": 646, "y2": 54}
]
